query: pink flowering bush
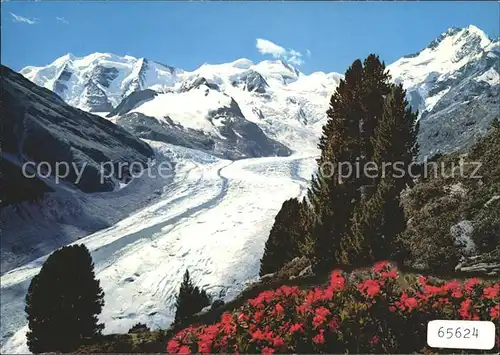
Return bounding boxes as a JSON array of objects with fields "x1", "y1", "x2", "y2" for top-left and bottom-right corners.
[{"x1": 167, "y1": 262, "x2": 499, "y2": 354}]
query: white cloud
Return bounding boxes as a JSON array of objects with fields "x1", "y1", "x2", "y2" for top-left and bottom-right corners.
[
  {"x1": 256, "y1": 38, "x2": 287, "y2": 57},
  {"x1": 56, "y1": 16, "x2": 69, "y2": 24},
  {"x1": 10, "y1": 12, "x2": 37, "y2": 25},
  {"x1": 255, "y1": 38, "x2": 307, "y2": 66},
  {"x1": 306, "y1": 49, "x2": 311, "y2": 57}
]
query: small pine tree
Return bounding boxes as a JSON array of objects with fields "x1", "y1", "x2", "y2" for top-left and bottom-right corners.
[
  {"x1": 174, "y1": 270, "x2": 211, "y2": 324},
  {"x1": 259, "y1": 198, "x2": 303, "y2": 276},
  {"x1": 25, "y1": 244, "x2": 104, "y2": 353}
]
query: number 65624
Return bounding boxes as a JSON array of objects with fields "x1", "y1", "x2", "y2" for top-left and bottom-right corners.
[{"x1": 437, "y1": 326, "x2": 478, "y2": 339}]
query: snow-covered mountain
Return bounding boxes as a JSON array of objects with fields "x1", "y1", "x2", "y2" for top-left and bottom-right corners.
[
  {"x1": 20, "y1": 25, "x2": 498, "y2": 159},
  {"x1": 20, "y1": 54, "x2": 343, "y2": 157},
  {"x1": 20, "y1": 53, "x2": 181, "y2": 112},
  {"x1": 388, "y1": 25, "x2": 499, "y2": 157}
]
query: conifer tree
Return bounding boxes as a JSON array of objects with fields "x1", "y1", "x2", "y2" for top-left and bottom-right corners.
[
  {"x1": 342, "y1": 177, "x2": 406, "y2": 265},
  {"x1": 174, "y1": 270, "x2": 211, "y2": 323},
  {"x1": 259, "y1": 198, "x2": 303, "y2": 276},
  {"x1": 372, "y1": 84, "x2": 419, "y2": 190},
  {"x1": 343, "y1": 84, "x2": 418, "y2": 265},
  {"x1": 25, "y1": 244, "x2": 104, "y2": 353},
  {"x1": 308, "y1": 59, "x2": 364, "y2": 272},
  {"x1": 296, "y1": 198, "x2": 316, "y2": 259},
  {"x1": 360, "y1": 54, "x2": 391, "y2": 162}
]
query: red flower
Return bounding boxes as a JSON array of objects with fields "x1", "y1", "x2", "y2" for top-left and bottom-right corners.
[
  {"x1": 464, "y1": 278, "x2": 480, "y2": 293},
  {"x1": 178, "y1": 345, "x2": 191, "y2": 354},
  {"x1": 322, "y1": 287, "x2": 334, "y2": 300},
  {"x1": 261, "y1": 347, "x2": 275, "y2": 354},
  {"x1": 289, "y1": 323, "x2": 304, "y2": 334},
  {"x1": 275, "y1": 303, "x2": 285, "y2": 316},
  {"x1": 276, "y1": 285, "x2": 300, "y2": 297},
  {"x1": 327, "y1": 317, "x2": 340, "y2": 331},
  {"x1": 459, "y1": 299, "x2": 473, "y2": 319},
  {"x1": 330, "y1": 270, "x2": 345, "y2": 290},
  {"x1": 389, "y1": 305, "x2": 396, "y2": 312},
  {"x1": 312, "y1": 329, "x2": 325, "y2": 344},
  {"x1": 490, "y1": 305, "x2": 500, "y2": 320},
  {"x1": 253, "y1": 310, "x2": 264, "y2": 323},
  {"x1": 373, "y1": 261, "x2": 390, "y2": 273},
  {"x1": 443, "y1": 280, "x2": 461, "y2": 291},
  {"x1": 260, "y1": 290, "x2": 275, "y2": 303},
  {"x1": 397, "y1": 293, "x2": 418, "y2": 312},
  {"x1": 167, "y1": 339, "x2": 181, "y2": 353},
  {"x1": 306, "y1": 288, "x2": 325, "y2": 305},
  {"x1": 451, "y1": 289, "x2": 464, "y2": 298},
  {"x1": 238, "y1": 312, "x2": 248, "y2": 323},
  {"x1": 358, "y1": 279, "x2": 381, "y2": 297},
  {"x1": 381, "y1": 268, "x2": 398, "y2": 279},
  {"x1": 405, "y1": 297, "x2": 418, "y2": 311},
  {"x1": 197, "y1": 341, "x2": 211, "y2": 354},
  {"x1": 273, "y1": 336, "x2": 285, "y2": 347},
  {"x1": 251, "y1": 329, "x2": 265, "y2": 341},
  {"x1": 483, "y1": 284, "x2": 500, "y2": 299},
  {"x1": 369, "y1": 335, "x2": 380, "y2": 344},
  {"x1": 296, "y1": 303, "x2": 311, "y2": 314},
  {"x1": 313, "y1": 307, "x2": 330, "y2": 327},
  {"x1": 221, "y1": 312, "x2": 233, "y2": 324},
  {"x1": 248, "y1": 298, "x2": 262, "y2": 308},
  {"x1": 424, "y1": 284, "x2": 444, "y2": 296}
]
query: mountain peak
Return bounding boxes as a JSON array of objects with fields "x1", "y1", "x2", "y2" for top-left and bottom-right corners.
[
  {"x1": 402, "y1": 25, "x2": 491, "y2": 60},
  {"x1": 429, "y1": 24, "x2": 490, "y2": 50},
  {"x1": 51, "y1": 53, "x2": 75, "y2": 66},
  {"x1": 230, "y1": 58, "x2": 254, "y2": 69}
]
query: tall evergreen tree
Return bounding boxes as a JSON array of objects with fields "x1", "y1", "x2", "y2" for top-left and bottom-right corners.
[
  {"x1": 343, "y1": 84, "x2": 419, "y2": 265},
  {"x1": 308, "y1": 59, "x2": 364, "y2": 272},
  {"x1": 372, "y1": 84, "x2": 419, "y2": 190},
  {"x1": 174, "y1": 270, "x2": 211, "y2": 324},
  {"x1": 259, "y1": 198, "x2": 306, "y2": 276},
  {"x1": 25, "y1": 244, "x2": 104, "y2": 353},
  {"x1": 360, "y1": 54, "x2": 391, "y2": 162}
]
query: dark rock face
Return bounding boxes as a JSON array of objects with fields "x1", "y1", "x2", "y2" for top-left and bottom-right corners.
[
  {"x1": 180, "y1": 76, "x2": 220, "y2": 92},
  {"x1": 1, "y1": 65, "x2": 154, "y2": 204},
  {"x1": 116, "y1": 112, "x2": 216, "y2": 152},
  {"x1": 232, "y1": 70, "x2": 269, "y2": 93},
  {"x1": 122, "y1": 58, "x2": 150, "y2": 96},
  {"x1": 53, "y1": 66, "x2": 73, "y2": 96},
  {"x1": 207, "y1": 99, "x2": 291, "y2": 159},
  {"x1": 417, "y1": 49, "x2": 500, "y2": 158},
  {"x1": 84, "y1": 79, "x2": 115, "y2": 112},
  {"x1": 108, "y1": 89, "x2": 159, "y2": 117},
  {"x1": 89, "y1": 65, "x2": 120, "y2": 88},
  {"x1": 113, "y1": 89, "x2": 291, "y2": 160},
  {"x1": 1, "y1": 160, "x2": 53, "y2": 207}
]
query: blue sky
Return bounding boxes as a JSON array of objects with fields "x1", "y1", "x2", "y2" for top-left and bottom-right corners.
[{"x1": 2, "y1": 1, "x2": 499, "y2": 74}]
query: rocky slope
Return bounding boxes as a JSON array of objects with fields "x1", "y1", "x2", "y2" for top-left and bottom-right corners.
[
  {"x1": 388, "y1": 25, "x2": 499, "y2": 158},
  {"x1": 1, "y1": 65, "x2": 158, "y2": 273},
  {"x1": 2, "y1": 65, "x2": 154, "y2": 199}
]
